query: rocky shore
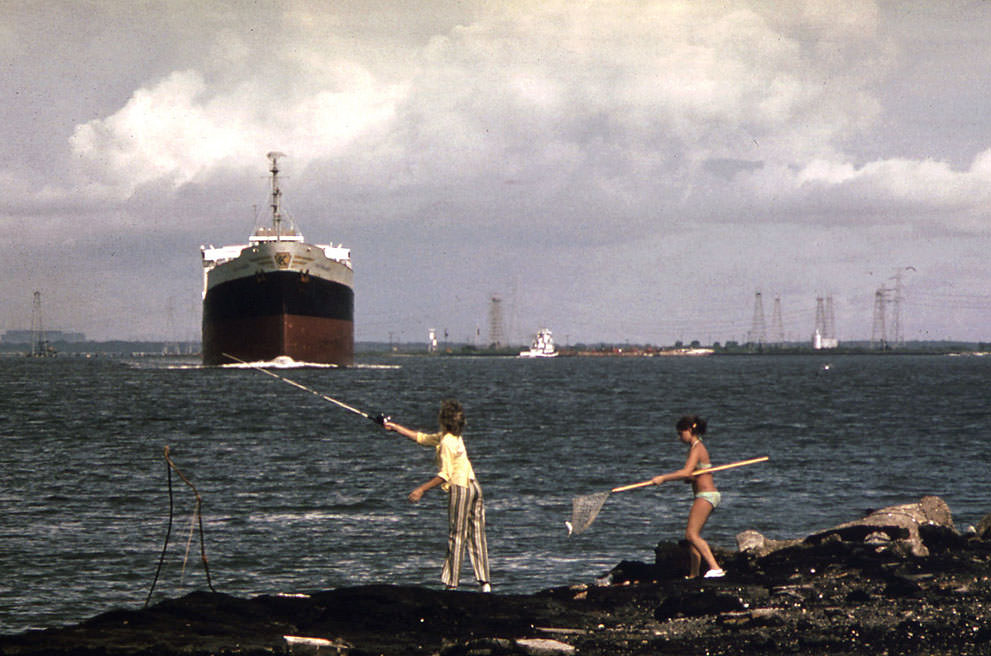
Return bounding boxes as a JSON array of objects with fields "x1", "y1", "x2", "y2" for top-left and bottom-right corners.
[{"x1": 3, "y1": 496, "x2": 990, "y2": 656}]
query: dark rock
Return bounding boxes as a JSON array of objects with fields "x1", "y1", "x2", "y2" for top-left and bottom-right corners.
[
  {"x1": 607, "y1": 541, "x2": 736, "y2": 584},
  {"x1": 605, "y1": 559, "x2": 669, "y2": 585},
  {"x1": 919, "y1": 522, "x2": 967, "y2": 553},
  {"x1": 653, "y1": 540, "x2": 689, "y2": 573},
  {"x1": 654, "y1": 590, "x2": 745, "y2": 620},
  {"x1": 845, "y1": 587, "x2": 872, "y2": 603},
  {"x1": 882, "y1": 574, "x2": 924, "y2": 598}
]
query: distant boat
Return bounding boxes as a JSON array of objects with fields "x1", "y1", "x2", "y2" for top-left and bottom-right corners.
[
  {"x1": 200, "y1": 153, "x2": 354, "y2": 367},
  {"x1": 519, "y1": 328, "x2": 558, "y2": 358}
]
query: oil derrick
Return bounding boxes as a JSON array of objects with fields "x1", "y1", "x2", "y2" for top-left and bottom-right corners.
[
  {"x1": 891, "y1": 279, "x2": 903, "y2": 345},
  {"x1": 889, "y1": 267, "x2": 914, "y2": 345},
  {"x1": 487, "y1": 295, "x2": 505, "y2": 349},
  {"x1": 770, "y1": 296, "x2": 785, "y2": 345},
  {"x1": 748, "y1": 292, "x2": 766, "y2": 346},
  {"x1": 871, "y1": 287, "x2": 888, "y2": 350},
  {"x1": 30, "y1": 291, "x2": 55, "y2": 357},
  {"x1": 825, "y1": 296, "x2": 837, "y2": 343},
  {"x1": 165, "y1": 296, "x2": 179, "y2": 355},
  {"x1": 813, "y1": 296, "x2": 838, "y2": 349},
  {"x1": 814, "y1": 296, "x2": 826, "y2": 346}
]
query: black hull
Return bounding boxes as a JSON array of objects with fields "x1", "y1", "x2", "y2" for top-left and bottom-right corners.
[{"x1": 202, "y1": 270, "x2": 354, "y2": 366}]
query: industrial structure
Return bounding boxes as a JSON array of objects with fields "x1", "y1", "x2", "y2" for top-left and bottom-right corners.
[
  {"x1": 813, "y1": 296, "x2": 838, "y2": 349},
  {"x1": 747, "y1": 292, "x2": 767, "y2": 346},
  {"x1": 748, "y1": 291, "x2": 839, "y2": 349},
  {"x1": 487, "y1": 295, "x2": 505, "y2": 348},
  {"x1": 29, "y1": 291, "x2": 56, "y2": 357},
  {"x1": 872, "y1": 267, "x2": 914, "y2": 349},
  {"x1": 770, "y1": 296, "x2": 785, "y2": 345}
]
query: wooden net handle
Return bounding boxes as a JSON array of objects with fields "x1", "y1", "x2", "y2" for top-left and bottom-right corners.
[{"x1": 611, "y1": 456, "x2": 769, "y2": 493}]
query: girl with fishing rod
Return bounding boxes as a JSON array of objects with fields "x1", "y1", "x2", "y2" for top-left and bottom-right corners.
[
  {"x1": 381, "y1": 399, "x2": 491, "y2": 592},
  {"x1": 219, "y1": 355, "x2": 492, "y2": 589},
  {"x1": 651, "y1": 415, "x2": 725, "y2": 579}
]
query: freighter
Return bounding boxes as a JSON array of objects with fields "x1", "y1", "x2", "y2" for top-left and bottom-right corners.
[{"x1": 201, "y1": 152, "x2": 354, "y2": 366}]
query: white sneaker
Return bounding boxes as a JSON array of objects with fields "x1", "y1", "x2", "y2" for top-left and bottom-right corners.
[
  {"x1": 480, "y1": 582, "x2": 491, "y2": 593},
  {"x1": 703, "y1": 568, "x2": 726, "y2": 578}
]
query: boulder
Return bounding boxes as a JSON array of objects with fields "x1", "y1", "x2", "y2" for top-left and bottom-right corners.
[
  {"x1": 806, "y1": 496, "x2": 954, "y2": 557},
  {"x1": 737, "y1": 496, "x2": 956, "y2": 558}
]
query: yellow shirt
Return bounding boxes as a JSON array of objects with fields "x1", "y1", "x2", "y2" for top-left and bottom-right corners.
[{"x1": 415, "y1": 431, "x2": 476, "y2": 490}]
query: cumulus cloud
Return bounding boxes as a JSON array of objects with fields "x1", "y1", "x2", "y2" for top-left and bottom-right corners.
[
  {"x1": 65, "y1": 2, "x2": 894, "y2": 204},
  {"x1": 785, "y1": 150, "x2": 991, "y2": 232},
  {"x1": 69, "y1": 65, "x2": 406, "y2": 195}
]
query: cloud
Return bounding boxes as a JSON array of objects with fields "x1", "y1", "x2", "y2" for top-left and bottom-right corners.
[
  {"x1": 6, "y1": 1, "x2": 991, "y2": 341},
  {"x1": 64, "y1": 3, "x2": 892, "y2": 204},
  {"x1": 69, "y1": 62, "x2": 406, "y2": 197},
  {"x1": 780, "y1": 150, "x2": 991, "y2": 233}
]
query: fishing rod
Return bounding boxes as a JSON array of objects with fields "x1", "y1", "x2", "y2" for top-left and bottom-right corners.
[{"x1": 221, "y1": 353, "x2": 387, "y2": 424}]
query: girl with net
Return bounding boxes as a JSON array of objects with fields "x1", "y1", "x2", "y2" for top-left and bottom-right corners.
[{"x1": 651, "y1": 415, "x2": 725, "y2": 579}]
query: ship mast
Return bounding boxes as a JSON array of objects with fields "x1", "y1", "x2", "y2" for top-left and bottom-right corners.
[{"x1": 267, "y1": 151, "x2": 286, "y2": 240}]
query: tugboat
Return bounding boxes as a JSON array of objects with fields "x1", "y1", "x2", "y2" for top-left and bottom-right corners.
[{"x1": 519, "y1": 328, "x2": 558, "y2": 358}]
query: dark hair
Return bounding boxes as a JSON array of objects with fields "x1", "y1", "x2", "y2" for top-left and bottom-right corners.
[
  {"x1": 438, "y1": 399, "x2": 466, "y2": 435},
  {"x1": 676, "y1": 415, "x2": 707, "y2": 437}
]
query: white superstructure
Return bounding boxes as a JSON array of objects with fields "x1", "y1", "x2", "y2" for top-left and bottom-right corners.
[{"x1": 519, "y1": 328, "x2": 558, "y2": 358}]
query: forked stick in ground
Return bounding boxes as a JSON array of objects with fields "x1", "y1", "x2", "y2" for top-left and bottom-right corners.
[{"x1": 567, "y1": 456, "x2": 769, "y2": 536}]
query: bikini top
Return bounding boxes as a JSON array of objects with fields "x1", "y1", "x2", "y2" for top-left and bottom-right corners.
[{"x1": 691, "y1": 440, "x2": 712, "y2": 471}]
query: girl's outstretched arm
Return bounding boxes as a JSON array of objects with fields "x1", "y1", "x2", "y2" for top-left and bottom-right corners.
[{"x1": 383, "y1": 420, "x2": 419, "y2": 442}]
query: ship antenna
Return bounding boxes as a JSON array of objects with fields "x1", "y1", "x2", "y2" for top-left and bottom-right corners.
[{"x1": 267, "y1": 151, "x2": 286, "y2": 240}]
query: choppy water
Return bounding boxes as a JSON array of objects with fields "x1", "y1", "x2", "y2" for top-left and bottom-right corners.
[{"x1": 2, "y1": 353, "x2": 990, "y2": 634}]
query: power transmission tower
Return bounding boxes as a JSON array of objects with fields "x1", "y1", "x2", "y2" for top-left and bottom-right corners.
[
  {"x1": 889, "y1": 267, "x2": 915, "y2": 345},
  {"x1": 748, "y1": 292, "x2": 766, "y2": 346}
]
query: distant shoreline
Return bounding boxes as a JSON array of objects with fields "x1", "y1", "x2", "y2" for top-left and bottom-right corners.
[{"x1": 2, "y1": 340, "x2": 989, "y2": 359}]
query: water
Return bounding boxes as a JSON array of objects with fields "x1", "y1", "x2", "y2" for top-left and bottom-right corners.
[{"x1": 2, "y1": 354, "x2": 990, "y2": 633}]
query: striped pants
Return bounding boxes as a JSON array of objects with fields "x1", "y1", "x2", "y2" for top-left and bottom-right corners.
[{"x1": 442, "y1": 479, "x2": 490, "y2": 588}]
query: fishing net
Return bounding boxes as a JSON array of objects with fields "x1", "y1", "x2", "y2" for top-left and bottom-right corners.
[{"x1": 568, "y1": 490, "x2": 611, "y2": 536}]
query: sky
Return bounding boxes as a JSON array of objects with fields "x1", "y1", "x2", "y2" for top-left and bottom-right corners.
[{"x1": 3, "y1": 1, "x2": 991, "y2": 346}]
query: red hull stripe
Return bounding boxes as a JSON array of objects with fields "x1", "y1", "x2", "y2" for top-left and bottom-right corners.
[{"x1": 203, "y1": 314, "x2": 354, "y2": 366}]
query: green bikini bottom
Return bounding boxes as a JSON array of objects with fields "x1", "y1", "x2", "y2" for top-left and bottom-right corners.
[{"x1": 695, "y1": 491, "x2": 721, "y2": 509}]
